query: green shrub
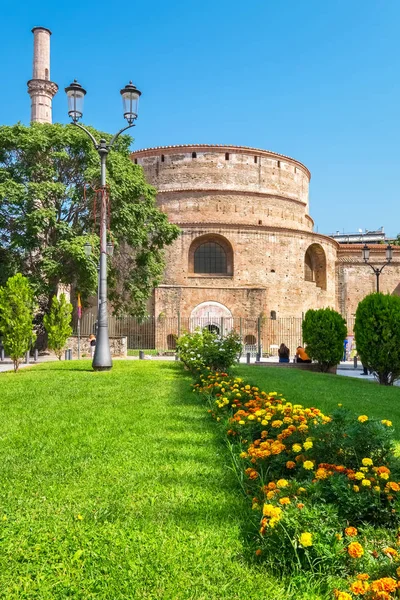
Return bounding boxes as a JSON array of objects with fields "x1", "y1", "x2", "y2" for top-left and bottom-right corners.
[
  {"x1": 354, "y1": 293, "x2": 400, "y2": 385},
  {"x1": 176, "y1": 328, "x2": 242, "y2": 374},
  {"x1": 302, "y1": 308, "x2": 347, "y2": 372},
  {"x1": 43, "y1": 294, "x2": 73, "y2": 360},
  {"x1": 0, "y1": 274, "x2": 36, "y2": 372}
]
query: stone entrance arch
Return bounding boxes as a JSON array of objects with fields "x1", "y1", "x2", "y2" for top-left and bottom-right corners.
[{"x1": 190, "y1": 301, "x2": 233, "y2": 334}]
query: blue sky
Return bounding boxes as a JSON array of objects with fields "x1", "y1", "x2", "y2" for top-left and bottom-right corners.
[{"x1": 2, "y1": 0, "x2": 400, "y2": 237}]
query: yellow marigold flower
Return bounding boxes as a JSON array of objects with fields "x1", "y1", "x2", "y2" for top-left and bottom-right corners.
[
  {"x1": 297, "y1": 487, "x2": 306, "y2": 494},
  {"x1": 276, "y1": 479, "x2": 289, "y2": 488},
  {"x1": 358, "y1": 415, "x2": 369, "y2": 423},
  {"x1": 380, "y1": 472, "x2": 389, "y2": 480},
  {"x1": 353, "y1": 485, "x2": 360, "y2": 492},
  {"x1": 261, "y1": 420, "x2": 268, "y2": 426},
  {"x1": 298, "y1": 424, "x2": 309, "y2": 432},
  {"x1": 77, "y1": 514, "x2": 83, "y2": 521},
  {"x1": 374, "y1": 485, "x2": 380, "y2": 492},
  {"x1": 292, "y1": 444, "x2": 302, "y2": 453},
  {"x1": 348, "y1": 542, "x2": 364, "y2": 558},
  {"x1": 361, "y1": 479, "x2": 371, "y2": 487},
  {"x1": 303, "y1": 460, "x2": 314, "y2": 470},
  {"x1": 279, "y1": 497, "x2": 291, "y2": 505},
  {"x1": 262, "y1": 504, "x2": 282, "y2": 519},
  {"x1": 345, "y1": 527, "x2": 358, "y2": 537},
  {"x1": 381, "y1": 419, "x2": 393, "y2": 427},
  {"x1": 355, "y1": 471, "x2": 365, "y2": 480},
  {"x1": 360, "y1": 467, "x2": 369, "y2": 473},
  {"x1": 303, "y1": 441, "x2": 313, "y2": 450},
  {"x1": 268, "y1": 517, "x2": 279, "y2": 528},
  {"x1": 299, "y1": 532, "x2": 313, "y2": 547},
  {"x1": 362, "y1": 457, "x2": 373, "y2": 466},
  {"x1": 239, "y1": 420, "x2": 245, "y2": 425},
  {"x1": 266, "y1": 491, "x2": 276, "y2": 500},
  {"x1": 335, "y1": 593, "x2": 352, "y2": 600},
  {"x1": 272, "y1": 420, "x2": 283, "y2": 428}
]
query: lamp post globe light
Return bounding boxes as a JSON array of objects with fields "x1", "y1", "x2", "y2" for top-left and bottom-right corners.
[
  {"x1": 362, "y1": 243, "x2": 393, "y2": 293},
  {"x1": 65, "y1": 80, "x2": 141, "y2": 371}
]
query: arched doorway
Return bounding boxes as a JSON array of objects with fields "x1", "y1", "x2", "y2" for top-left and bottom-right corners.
[{"x1": 190, "y1": 301, "x2": 233, "y2": 334}]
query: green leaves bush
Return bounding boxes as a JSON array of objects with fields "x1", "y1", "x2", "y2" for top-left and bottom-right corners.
[
  {"x1": 302, "y1": 308, "x2": 347, "y2": 371},
  {"x1": 176, "y1": 328, "x2": 242, "y2": 374},
  {"x1": 0, "y1": 274, "x2": 36, "y2": 371},
  {"x1": 354, "y1": 293, "x2": 400, "y2": 385},
  {"x1": 43, "y1": 294, "x2": 73, "y2": 360}
]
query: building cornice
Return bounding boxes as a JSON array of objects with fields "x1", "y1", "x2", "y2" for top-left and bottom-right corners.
[
  {"x1": 157, "y1": 188, "x2": 307, "y2": 207},
  {"x1": 131, "y1": 143, "x2": 311, "y2": 180},
  {"x1": 175, "y1": 222, "x2": 339, "y2": 247},
  {"x1": 27, "y1": 79, "x2": 58, "y2": 97}
]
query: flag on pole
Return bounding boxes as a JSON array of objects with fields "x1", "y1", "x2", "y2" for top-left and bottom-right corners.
[{"x1": 77, "y1": 293, "x2": 82, "y2": 319}]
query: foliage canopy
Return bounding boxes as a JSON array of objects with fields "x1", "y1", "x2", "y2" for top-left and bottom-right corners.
[{"x1": 0, "y1": 122, "x2": 179, "y2": 318}]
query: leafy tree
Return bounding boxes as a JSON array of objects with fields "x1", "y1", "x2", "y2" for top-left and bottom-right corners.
[
  {"x1": 43, "y1": 294, "x2": 73, "y2": 360},
  {"x1": 0, "y1": 122, "x2": 180, "y2": 319},
  {"x1": 354, "y1": 293, "x2": 400, "y2": 385},
  {"x1": 302, "y1": 308, "x2": 347, "y2": 372},
  {"x1": 0, "y1": 274, "x2": 36, "y2": 372}
]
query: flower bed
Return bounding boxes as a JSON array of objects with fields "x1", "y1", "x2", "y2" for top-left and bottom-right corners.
[{"x1": 193, "y1": 369, "x2": 400, "y2": 599}]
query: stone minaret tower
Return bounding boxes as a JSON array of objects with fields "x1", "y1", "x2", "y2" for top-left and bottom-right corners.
[{"x1": 27, "y1": 27, "x2": 58, "y2": 123}]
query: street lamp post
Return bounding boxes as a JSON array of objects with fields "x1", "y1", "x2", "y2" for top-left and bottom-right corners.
[
  {"x1": 66, "y1": 80, "x2": 141, "y2": 371},
  {"x1": 362, "y1": 243, "x2": 393, "y2": 292}
]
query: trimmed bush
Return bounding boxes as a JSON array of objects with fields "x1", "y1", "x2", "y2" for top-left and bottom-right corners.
[
  {"x1": 0, "y1": 274, "x2": 36, "y2": 372},
  {"x1": 354, "y1": 293, "x2": 400, "y2": 385},
  {"x1": 302, "y1": 308, "x2": 347, "y2": 372},
  {"x1": 43, "y1": 294, "x2": 73, "y2": 360},
  {"x1": 176, "y1": 328, "x2": 242, "y2": 374}
]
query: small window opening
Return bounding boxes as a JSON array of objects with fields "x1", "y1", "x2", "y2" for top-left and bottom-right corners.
[
  {"x1": 134, "y1": 158, "x2": 138, "y2": 164},
  {"x1": 270, "y1": 310, "x2": 277, "y2": 320},
  {"x1": 254, "y1": 156, "x2": 258, "y2": 164},
  {"x1": 244, "y1": 334, "x2": 256, "y2": 346},
  {"x1": 277, "y1": 160, "x2": 281, "y2": 168},
  {"x1": 258, "y1": 220, "x2": 262, "y2": 225},
  {"x1": 161, "y1": 154, "x2": 165, "y2": 162},
  {"x1": 225, "y1": 153, "x2": 229, "y2": 161},
  {"x1": 270, "y1": 269, "x2": 275, "y2": 273},
  {"x1": 192, "y1": 152, "x2": 197, "y2": 159},
  {"x1": 45, "y1": 68, "x2": 49, "y2": 80},
  {"x1": 294, "y1": 167, "x2": 297, "y2": 173}
]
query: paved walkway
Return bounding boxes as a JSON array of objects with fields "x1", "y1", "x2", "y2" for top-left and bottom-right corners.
[{"x1": 0, "y1": 355, "x2": 57, "y2": 373}]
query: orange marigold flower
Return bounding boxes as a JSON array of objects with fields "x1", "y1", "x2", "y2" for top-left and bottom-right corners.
[
  {"x1": 350, "y1": 580, "x2": 369, "y2": 595},
  {"x1": 255, "y1": 549, "x2": 262, "y2": 556},
  {"x1": 388, "y1": 482, "x2": 400, "y2": 492},
  {"x1": 345, "y1": 527, "x2": 358, "y2": 537},
  {"x1": 356, "y1": 574, "x2": 369, "y2": 581},
  {"x1": 267, "y1": 482, "x2": 277, "y2": 490},
  {"x1": 286, "y1": 461, "x2": 296, "y2": 469},
  {"x1": 370, "y1": 577, "x2": 397, "y2": 593},
  {"x1": 315, "y1": 468, "x2": 328, "y2": 480},
  {"x1": 348, "y1": 542, "x2": 364, "y2": 558},
  {"x1": 245, "y1": 468, "x2": 259, "y2": 480},
  {"x1": 297, "y1": 503, "x2": 305, "y2": 509},
  {"x1": 383, "y1": 546, "x2": 398, "y2": 557}
]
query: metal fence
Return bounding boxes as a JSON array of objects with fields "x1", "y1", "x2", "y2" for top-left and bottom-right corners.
[
  {"x1": 73, "y1": 313, "x2": 356, "y2": 354},
  {"x1": 73, "y1": 313, "x2": 309, "y2": 355}
]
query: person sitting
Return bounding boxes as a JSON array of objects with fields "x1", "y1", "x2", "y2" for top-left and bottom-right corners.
[
  {"x1": 296, "y1": 346, "x2": 311, "y2": 363},
  {"x1": 278, "y1": 343, "x2": 290, "y2": 363}
]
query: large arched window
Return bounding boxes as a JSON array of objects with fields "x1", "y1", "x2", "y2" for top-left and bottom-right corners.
[
  {"x1": 304, "y1": 244, "x2": 327, "y2": 290},
  {"x1": 189, "y1": 235, "x2": 233, "y2": 275}
]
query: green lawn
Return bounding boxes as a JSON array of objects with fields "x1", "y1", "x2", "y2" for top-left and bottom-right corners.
[{"x1": 1, "y1": 362, "x2": 399, "y2": 600}]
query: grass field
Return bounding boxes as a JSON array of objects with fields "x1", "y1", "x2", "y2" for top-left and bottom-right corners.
[{"x1": 0, "y1": 361, "x2": 399, "y2": 599}]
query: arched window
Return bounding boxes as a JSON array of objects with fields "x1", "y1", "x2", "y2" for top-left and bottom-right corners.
[
  {"x1": 304, "y1": 244, "x2": 327, "y2": 290},
  {"x1": 206, "y1": 324, "x2": 220, "y2": 334},
  {"x1": 189, "y1": 235, "x2": 233, "y2": 275},
  {"x1": 270, "y1": 310, "x2": 277, "y2": 320},
  {"x1": 244, "y1": 334, "x2": 256, "y2": 345}
]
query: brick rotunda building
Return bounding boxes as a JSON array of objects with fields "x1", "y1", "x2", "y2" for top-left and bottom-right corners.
[{"x1": 131, "y1": 144, "x2": 342, "y2": 324}]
